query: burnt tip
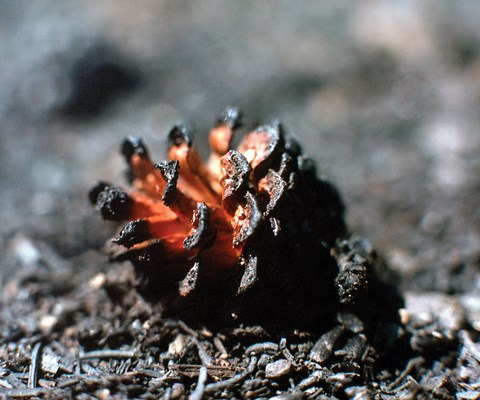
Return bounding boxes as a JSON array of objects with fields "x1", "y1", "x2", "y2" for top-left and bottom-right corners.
[
  {"x1": 121, "y1": 136, "x2": 149, "y2": 162},
  {"x1": 167, "y1": 125, "x2": 193, "y2": 148},
  {"x1": 154, "y1": 160, "x2": 180, "y2": 206},
  {"x1": 114, "y1": 219, "x2": 150, "y2": 248},
  {"x1": 94, "y1": 184, "x2": 133, "y2": 221},
  {"x1": 221, "y1": 150, "x2": 252, "y2": 201},
  {"x1": 183, "y1": 202, "x2": 212, "y2": 251},
  {"x1": 89, "y1": 181, "x2": 109, "y2": 205}
]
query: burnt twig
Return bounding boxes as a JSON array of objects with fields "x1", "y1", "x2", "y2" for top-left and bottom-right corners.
[
  {"x1": 297, "y1": 370, "x2": 326, "y2": 390},
  {"x1": 178, "y1": 320, "x2": 199, "y2": 338},
  {"x1": 3, "y1": 388, "x2": 46, "y2": 398},
  {"x1": 245, "y1": 342, "x2": 279, "y2": 356},
  {"x1": 309, "y1": 325, "x2": 344, "y2": 364},
  {"x1": 387, "y1": 356, "x2": 424, "y2": 391},
  {"x1": 279, "y1": 338, "x2": 298, "y2": 369},
  {"x1": 213, "y1": 336, "x2": 228, "y2": 359},
  {"x1": 194, "y1": 338, "x2": 213, "y2": 367},
  {"x1": 28, "y1": 342, "x2": 43, "y2": 388},
  {"x1": 80, "y1": 348, "x2": 137, "y2": 360},
  {"x1": 189, "y1": 366, "x2": 208, "y2": 400},
  {"x1": 204, "y1": 356, "x2": 257, "y2": 395}
]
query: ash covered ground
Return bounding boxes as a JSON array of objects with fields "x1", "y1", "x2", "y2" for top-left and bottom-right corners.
[{"x1": 1, "y1": 2, "x2": 480, "y2": 399}]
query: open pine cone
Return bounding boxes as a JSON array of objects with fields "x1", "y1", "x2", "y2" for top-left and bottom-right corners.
[{"x1": 90, "y1": 107, "x2": 400, "y2": 328}]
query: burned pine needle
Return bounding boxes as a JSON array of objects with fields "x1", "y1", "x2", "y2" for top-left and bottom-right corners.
[
  {"x1": 80, "y1": 348, "x2": 137, "y2": 360},
  {"x1": 189, "y1": 366, "x2": 208, "y2": 400},
  {"x1": 203, "y1": 356, "x2": 257, "y2": 394},
  {"x1": 28, "y1": 342, "x2": 43, "y2": 388}
]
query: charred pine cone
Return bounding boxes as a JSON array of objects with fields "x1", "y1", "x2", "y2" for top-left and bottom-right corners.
[{"x1": 90, "y1": 107, "x2": 402, "y2": 329}]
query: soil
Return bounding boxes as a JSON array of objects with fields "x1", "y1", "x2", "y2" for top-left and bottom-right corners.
[{"x1": 1, "y1": 2, "x2": 480, "y2": 399}]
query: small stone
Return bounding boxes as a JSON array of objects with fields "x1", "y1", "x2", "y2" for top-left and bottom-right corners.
[
  {"x1": 96, "y1": 388, "x2": 111, "y2": 400},
  {"x1": 39, "y1": 315, "x2": 58, "y2": 334},
  {"x1": 41, "y1": 349, "x2": 61, "y2": 374},
  {"x1": 168, "y1": 334, "x2": 186, "y2": 357},
  {"x1": 89, "y1": 273, "x2": 107, "y2": 289},
  {"x1": 131, "y1": 319, "x2": 143, "y2": 331},
  {"x1": 265, "y1": 359, "x2": 291, "y2": 379},
  {"x1": 11, "y1": 235, "x2": 41, "y2": 266}
]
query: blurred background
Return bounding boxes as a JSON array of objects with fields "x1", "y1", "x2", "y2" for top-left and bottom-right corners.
[{"x1": 0, "y1": 0, "x2": 479, "y2": 294}]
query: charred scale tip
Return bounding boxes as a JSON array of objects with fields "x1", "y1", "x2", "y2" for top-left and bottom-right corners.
[
  {"x1": 221, "y1": 150, "x2": 252, "y2": 201},
  {"x1": 89, "y1": 181, "x2": 109, "y2": 205},
  {"x1": 233, "y1": 191, "x2": 262, "y2": 247},
  {"x1": 94, "y1": 184, "x2": 133, "y2": 221},
  {"x1": 335, "y1": 265, "x2": 368, "y2": 305},
  {"x1": 179, "y1": 260, "x2": 200, "y2": 297},
  {"x1": 183, "y1": 203, "x2": 212, "y2": 251},
  {"x1": 114, "y1": 219, "x2": 150, "y2": 248},
  {"x1": 257, "y1": 120, "x2": 284, "y2": 147},
  {"x1": 278, "y1": 152, "x2": 295, "y2": 180},
  {"x1": 297, "y1": 156, "x2": 317, "y2": 178},
  {"x1": 237, "y1": 254, "x2": 258, "y2": 295},
  {"x1": 216, "y1": 106, "x2": 243, "y2": 129},
  {"x1": 334, "y1": 238, "x2": 373, "y2": 305},
  {"x1": 239, "y1": 121, "x2": 285, "y2": 179},
  {"x1": 285, "y1": 136, "x2": 302, "y2": 157},
  {"x1": 259, "y1": 170, "x2": 287, "y2": 217},
  {"x1": 167, "y1": 124, "x2": 193, "y2": 148},
  {"x1": 121, "y1": 136, "x2": 149, "y2": 162},
  {"x1": 154, "y1": 160, "x2": 180, "y2": 206}
]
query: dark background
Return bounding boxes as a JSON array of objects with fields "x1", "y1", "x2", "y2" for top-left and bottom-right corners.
[{"x1": 1, "y1": 1, "x2": 479, "y2": 308}]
